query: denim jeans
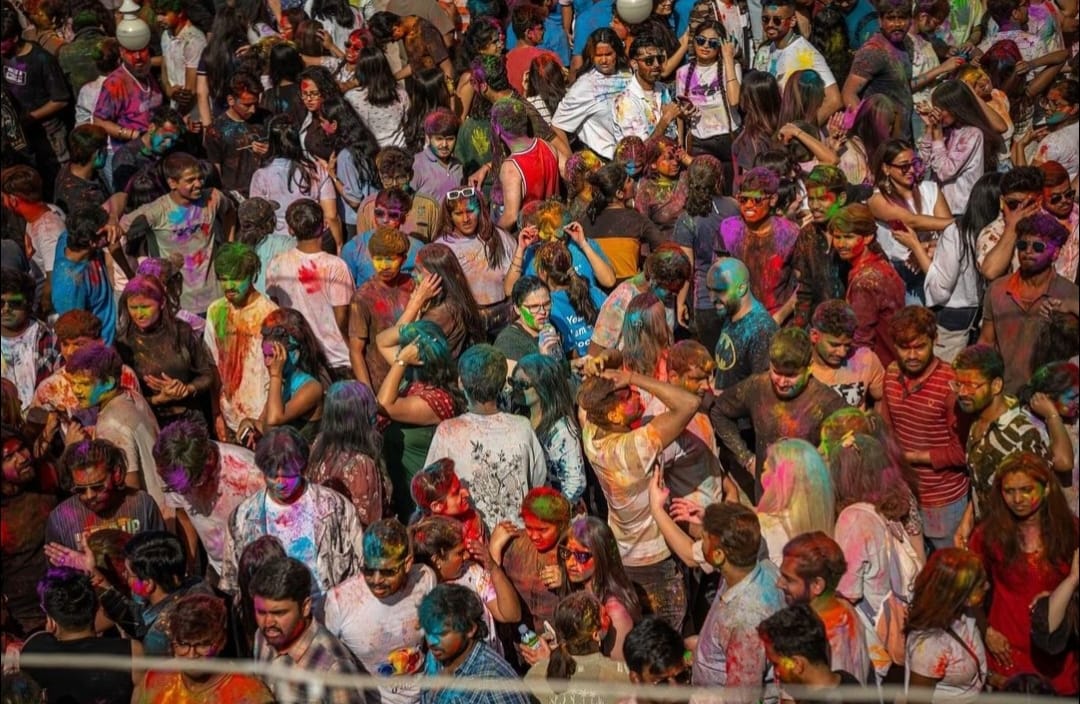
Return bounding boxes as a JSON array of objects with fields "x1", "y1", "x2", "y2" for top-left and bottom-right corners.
[{"x1": 625, "y1": 556, "x2": 687, "y2": 633}]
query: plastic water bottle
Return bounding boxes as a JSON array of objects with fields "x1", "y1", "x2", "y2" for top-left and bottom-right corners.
[{"x1": 518, "y1": 624, "x2": 540, "y2": 650}]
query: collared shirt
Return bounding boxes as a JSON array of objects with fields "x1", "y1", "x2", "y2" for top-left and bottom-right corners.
[
  {"x1": 411, "y1": 148, "x2": 464, "y2": 202},
  {"x1": 982, "y1": 271, "x2": 1080, "y2": 393},
  {"x1": 693, "y1": 560, "x2": 784, "y2": 702},
  {"x1": 551, "y1": 68, "x2": 632, "y2": 160},
  {"x1": 612, "y1": 77, "x2": 678, "y2": 143},
  {"x1": 420, "y1": 641, "x2": 530, "y2": 704},
  {"x1": 0, "y1": 319, "x2": 58, "y2": 411},
  {"x1": 161, "y1": 22, "x2": 207, "y2": 117},
  {"x1": 93, "y1": 65, "x2": 164, "y2": 150},
  {"x1": 967, "y1": 396, "x2": 1051, "y2": 517},
  {"x1": 255, "y1": 620, "x2": 375, "y2": 704}
]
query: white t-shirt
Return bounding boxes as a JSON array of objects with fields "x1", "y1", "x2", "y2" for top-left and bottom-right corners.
[
  {"x1": 752, "y1": 36, "x2": 837, "y2": 90},
  {"x1": 0, "y1": 321, "x2": 41, "y2": 411},
  {"x1": 874, "y1": 180, "x2": 942, "y2": 262},
  {"x1": 265, "y1": 249, "x2": 354, "y2": 368},
  {"x1": 161, "y1": 23, "x2": 207, "y2": 118},
  {"x1": 906, "y1": 616, "x2": 987, "y2": 703},
  {"x1": 450, "y1": 563, "x2": 500, "y2": 651},
  {"x1": 324, "y1": 565, "x2": 437, "y2": 704},
  {"x1": 163, "y1": 442, "x2": 265, "y2": 576},
  {"x1": 28, "y1": 207, "x2": 66, "y2": 275}
]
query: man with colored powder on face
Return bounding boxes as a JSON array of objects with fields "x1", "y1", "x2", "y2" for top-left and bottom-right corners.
[
  {"x1": 341, "y1": 190, "x2": 424, "y2": 288},
  {"x1": 418, "y1": 584, "x2": 529, "y2": 704},
  {"x1": 424, "y1": 344, "x2": 547, "y2": 531},
  {"x1": 357, "y1": 146, "x2": 441, "y2": 243},
  {"x1": 492, "y1": 96, "x2": 561, "y2": 231},
  {"x1": 220, "y1": 427, "x2": 364, "y2": 621},
  {"x1": 841, "y1": 0, "x2": 914, "y2": 139},
  {"x1": 879, "y1": 305, "x2": 969, "y2": 551},
  {"x1": 204, "y1": 73, "x2": 271, "y2": 199},
  {"x1": 706, "y1": 257, "x2": 777, "y2": 392},
  {"x1": 325, "y1": 519, "x2": 438, "y2": 704},
  {"x1": 752, "y1": 0, "x2": 842, "y2": 124},
  {"x1": 1, "y1": 268, "x2": 59, "y2": 414},
  {"x1": 265, "y1": 198, "x2": 354, "y2": 379},
  {"x1": 758, "y1": 603, "x2": 864, "y2": 697},
  {"x1": 776, "y1": 533, "x2": 871, "y2": 684},
  {"x1": 411, "y1": 108, "x2": 464, "y2": 202},
  {"x1": 1037, "y1": 161, "x2": 1079, "y2": 282},
  {"x1": 492, "y1": 487, "x2": 568, "y2": 638},
  {"x1": 203, "y1": 242, "x2": 278, "y2": 443},
  {"x1": 710, "y1": 327, "x2": 846, "y2": 500},
  {"x1": 1, "y1": 165, "x2": 68, "y2": 299},
  {"x1": 791, "y1": 165, "x2": 848, "y2": 330},
  {"x1": 979, "y1": 213, "x2": 1079, "y2": 394},
  {"x1": 152, "y1": 0, "x2": 205, "y2": 121},
  {"x1": 44, "y1": 438, "x2": 164, "y2": 553},
  {"x1": 153, "y1": 418, "x2": 264, "y2": 581},
  {"x1": 612, "y1": 31, "x2": 691, "y2": 144},
  {"x1": 107, "y1": 105, "x2": 185, "y2": 199},
  {"x1": 118, "y1": 151, "x2": 234, "y2": 317},
  {"x1": 718, "y1": 167, "x2": 802, "y2": 324},
  {"x1": 808, "y1": 299, "x2": 884, "y2": 411},
  {"x1": 589, "y1": 243, "x2": 691, "y2": 356},
  {"x1": 251, "y1": 556, "x2": 377, "y2": 704},
  {"x1": 63, "y1": 343, "x2": 162, "y2": 507}
]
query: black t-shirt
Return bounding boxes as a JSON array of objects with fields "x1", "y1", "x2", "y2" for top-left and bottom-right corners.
[
  {"x1": 21, "y1": 633, "x2": 135, "y2": 704},
  {"x1": 493, "y1": 322, "x2": 540, "y2": 361},
  {"x1": 1, "y1": 43, "x2": 69, "y2": 115},
  {"x1": 111, "y1": 139, "x2": 157, "y2": 194},
  {"x1": 204, "y1": 108, "x2": 271, "y2": 196},
  {"x1": 53, "y1": 165, "x2": 109, "y2": 216}
]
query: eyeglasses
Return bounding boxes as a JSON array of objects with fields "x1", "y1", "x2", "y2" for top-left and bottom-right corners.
[
  {"x1": 446, "y1": 187, "x2": 477, "y2": 201},
  {"x1": 736, "y1": 194, "x2": 769, "y2": 205},
  {"x1": 653, "y1": 663, "x2": 692, "y2": 685},
  {"x1": 373, "y1": 207, "x2": 404, "y2": 221},
  {"x1": 890, "y1": 161, "x2": 916, "y2": 173},
  {"x1": 300, "y1": 90, "x2": 321, "y2": 100},
  {"x1": 693, "y1": 36, "x2": 721, "y2": 49},
  {"x1": 508, "y1": 377, "x2": 533, "y2": 392},
  {"x1": 173, "y1": 640, "x2": 219, "y2": 656},
  {"x1": 71, "y1": 480, "x2": 109, "y2": 495},
  {"x1": 0, "y1": 297, "x2": 29, "y2": 310},
  {"x1": 948, "y1": 379, "x2": 990, "y2": 393},
  {"x1": 522, "y1": 300, "x2": 551, "y2": 313},
  {"x1": 361, "y1": 561, "x2": 407, "y2": 579},
  {"x1": 557, "y1": 545, "x2": 593, "y2": 564},
  {"x1": 1015, "y1": 239, "x2": 1048, "y2": 253},
  {"x1": 1046, "y1": 191, "x2": 1072, "y2": 205},
  {"x1": 636, "y1": 54, "x2": 666, "y2": 66},
  {"x1": 762, "y1": 15, "x2": 791, "y2": 26},
  {"x1": 1004, "y1": 196, "x2": 1035, "y2": 210}
]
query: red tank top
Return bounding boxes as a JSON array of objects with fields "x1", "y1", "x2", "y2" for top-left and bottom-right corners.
[{"x1": 508, "y1": 139, "x2": 559, "y2": 206}]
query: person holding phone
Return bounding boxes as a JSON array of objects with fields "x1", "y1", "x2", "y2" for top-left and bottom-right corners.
[{"x1": 204, "y1": 73, "x2": 271, "y2": 199}]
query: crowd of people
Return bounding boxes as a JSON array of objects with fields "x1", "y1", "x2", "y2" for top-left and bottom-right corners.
[{"x1": 1, "y1": 0, "x2": 1079, "y2": 701}]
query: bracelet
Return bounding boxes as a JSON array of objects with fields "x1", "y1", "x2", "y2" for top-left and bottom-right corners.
[{"x1": 394, "y1": 358, "x2": 406, "y2": 367}]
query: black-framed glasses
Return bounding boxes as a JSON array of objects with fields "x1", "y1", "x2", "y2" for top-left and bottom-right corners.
[
  {"x1": 374, "y1": 207, "x2": 404, "y2": 221},
  {"x1": 1004, "y1": 197, "x2": 1034, "y2": 210},
  {"x1": 737, "y1": 194, "x2": 768, "y2": 205},
  {"x1": 1046, "y1": 191, "x2": 1072, "y2": 205},
  {"x1": 1015, "y1": 240, "x2": 1048, "y2": 253},
  {"x1": 890, "y1": 161, "x2": 916, "y2": 173},
  {"x1": 557, "y1": 545, "x2": 593, "y2": 564},
  {"x1": 173, "y1": 640, "x2": 219, "y2": 656},
  {"x1": 446, "y1": 187, "x2": 477, "y2": 200},
  {"x1": 522, "y1": 300, "x2": 551, "y2": 313},
  {"x1": 693, "y1": 36, "x2": 721, "y2": 49},
  {"x1": 361, "y1": 561, "x2": 407, "y2": 579},
  {"x1": 636, "y1": 54, "x2": 665, "y2": 66},
  {"x1": 762, "y1": 15, "x2": 791, "y2": 26}
]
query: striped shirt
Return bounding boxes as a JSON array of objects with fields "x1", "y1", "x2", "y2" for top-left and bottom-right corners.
[
  {"x1": 966, "y1": 396, "x2": 1050, "y2": 517},
  {"x1": 882, "y1": 359, "x2": 969, "y2": 508},
  {"x1": 44, "y1": 490, "x2": 165, "y2": 551}
]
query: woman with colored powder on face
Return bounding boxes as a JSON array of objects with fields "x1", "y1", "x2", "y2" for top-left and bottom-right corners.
[
  {"x1": 115, "y1": 275, "x2": 216, "y2": 430},
  {"x1": 904, "y1": 548, "x2": 990, "y2": 702},
  {"x1": 968, "y1": 453, "x2": 1079, "y2": 694},
  {"x1": 755, "y1": 438, "x2": 836, "y2": 568},
  {"x1": 555, "y1": 516, "x2": 642, "y2": 662},
  {"x1": 617, "y1": 292, "x2": 672, "y2": 383},
  {"x1": 1020, "y1": 361, "x2": 1080, "y2": 515},
  {"x1": 433, "y1": 187, "x2": 517, "y2": 340},
  {"x1": 634, "y1": 137, "x2": 692, "y2": 242},
  {"x1": 494, "y1": 277, "x2": 563, "y2": 370},
  {"x1": 238, "y1": 308, "x2": 327, "y2": 447}
]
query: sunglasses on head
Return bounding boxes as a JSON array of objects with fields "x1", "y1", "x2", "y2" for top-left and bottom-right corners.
[
  {"x1": 694, "y1": 35, "x2": 721, "y2": 49},
  {"x1": 446, "y1": 187, "x2": 477, "y2": 201},
  {"x1": 374, "y1": 207, "x2": 404, "y2": 221},
  {"x1": 1016, "y1": 240, "x2": 1048, "y2": 253},
  {"x1": 557, "y1": 545, "x2": 593, "y2": 563},
  {"x1": 636, "y1": 54, "x2": 665, "y2": 66}
]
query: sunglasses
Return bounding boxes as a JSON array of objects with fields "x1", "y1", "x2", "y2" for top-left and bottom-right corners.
[
  {"x1": 374, "y1": 207, "x2": 404, "y2": 221},
  {"x1": 737, "y1": 194, "x2": 769, "y2": 205},
  {"x1": 508, "y1": 377, "x2": 534, "y2": 392},
  {"x1": 1015, "y1": 240, "x2": 1048, "y2": 253},
  {"x1": 694, "y1": 36, "x2": 721, "y2": 49},
  {"x1": 71, "y1": 480, "x2": 108, "y2": 495},
  {"x1": 636, "y1": 54, "x2": 665, "y2": 66},
  {"x1": 762, "y1": 15, "x2": 791, "y2": 26},
  {"x1": 0, "y1": 297, "x2": 29, "y2": 310},
  {"x1": 1004, "y1": 197, "x2": 1034, "y2": 210},
  {"x1": 890, "y1": 161, "x2": 916, "y2": 173},
  {"x1": 446, "y1": 187, "x2": 477, "y2": 200},
  {"x1": 361, "y1": 562, "x2": 406, "y2": 579},
  {"x1": 1046, "y1": 191, "x2": 1072, "y2": 205},
  {"x1": 557, "y1": 545, "x2": 593, "y2": 564}
]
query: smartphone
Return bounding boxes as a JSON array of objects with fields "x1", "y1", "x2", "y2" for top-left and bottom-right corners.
[{"x1": 888, "y1": 219, "x2": 906, "y2": 231}]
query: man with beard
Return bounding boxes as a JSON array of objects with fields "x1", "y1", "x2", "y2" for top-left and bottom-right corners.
[
  {"x1": 880, "y1": 306, "x2": 968, "y2": 550},
  {"x1": 411, "y1": 108, "x2": 463, "y2": 202},
  {"x1": 119, "y1": 152, "x2": 234, "y2": 317},
  {"x1": 204, "y1": 243, "x2": 278, "y2": 442},
  {"x1": 792, "y1": 166, "x2": 848, "y2": 329},
  {"x1": 612, "y1": 31, "x2": 693, "y2": 143},
  {"x1": 108, "y1": 105, "x2": 185, "y2": 197},
  {"x1": 710, "y1": 327, "x2": 845, "y2": 500},
  {"x1": 706, "y1": 258, "x2": 777, "y2": 392},
  {"x1": 752, "y1": 0, "x2": 842, "y2": 123},
  {"x1": 979, "y1": 213, "x2": 1079, "y2": 394},
  {"x1": 251, "y1": 556, "x2": 375, "y2": 704},
  {"x1": 759, "y1": 604, "x2": 864, "y2": 698},
  {"x1": 776, "y1": 533, "x2": 871, "y2": 685},
  {"x1": 44, "y1": 438, "x2": 164, "y2": 552},
  {"x1": 718, "y1": 168, "x2": 801, "y2": 322},
  {"x1": 92, "y1": 18, "x2": 163, "y2": 157},
  {"x1": 1037, "y1": 161, "x2": 1079, "y2": 282},
  {"x1": 841, "y1": 0, "x2": 914, "y2": 138}
]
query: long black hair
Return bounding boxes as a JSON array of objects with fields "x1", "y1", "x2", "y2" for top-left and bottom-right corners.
[
  {"x1": 957, "y1": 171, "x2": 1002, "y2": 282},
  {"x1": 581, "y1": 27, "x2": 629, "y2": 74},
  {"x1": 732, "y1": 70, "x2": 782, "y2": 168},
  {"x1": 681, "y1": 20, "x2": 734, "y2": 132},
  {"x1": 320, "y1": 99, "x2": 379, "y2": 189},
  {"x1": 404, "y1": 68, "x2": 453, "y2": 153},
  {"x1": 202, "y1": 6, "x2": 248, "y2": 106},
  {"x1": 354, "y1": 45, "x2": 400, "y2": 107},
  {"x1": 454, "y1": 18, "x2": 502, "y2": 76},
  {"x1": 268, "y1": 42, "x2": 304, "y2": 87},
  {"x1": 264, "y1": 113, "x2": 318, "y2": 193},
  {"x1": 585, "y1": 160, "x2": 629, "y2": 223},
  {"x1": 535, "y1": 240, "x2": 599, "y2": 326},
  {"x1": 931, "y1": 79, "x2": 1003, "y2": 172},
  {"x1": 309, "y1": 0, "x2": 355, "y2": 28},
  {"x1": 415, "y1": 244, "x2": 486, "y2": 348}
]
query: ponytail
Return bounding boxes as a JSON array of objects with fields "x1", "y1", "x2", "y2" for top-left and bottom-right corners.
[
  {"x1": 546, "y1": 642, "x2": 578, "y2": 680},
  {"x1": 585, "y1": 161, "x2": 628, "y2": 224}
]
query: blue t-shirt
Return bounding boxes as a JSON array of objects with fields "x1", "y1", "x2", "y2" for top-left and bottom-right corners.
[
  {"x1": 521, "y1": 238, "x2": 610, "y2": 300},
  {"x1": 549, "y1": 288, "x2": 602, "y2": 358},
  {"x1": 673, "y1": 0, "x2": 697, "y2": 36},
  {"x1": 572, "y1": 2, "x2": 614, "y2": 58},
  {"x1": 506, "y1": 12, "x2": 572, "y2": 65},
  {"x1": 844, "y1": 0, "x2": 880, "y2": 47},
  {"x1": 340, "y1": 229, "x2": 422, "y2": 287},
  {"x1": 50, "y1": 233, "x2": 117, "y2": 344}
]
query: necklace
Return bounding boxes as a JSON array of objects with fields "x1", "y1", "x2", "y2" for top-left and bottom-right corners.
[{"x1": 121, "y1": 64, "x2": 151, "y2": 95}]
